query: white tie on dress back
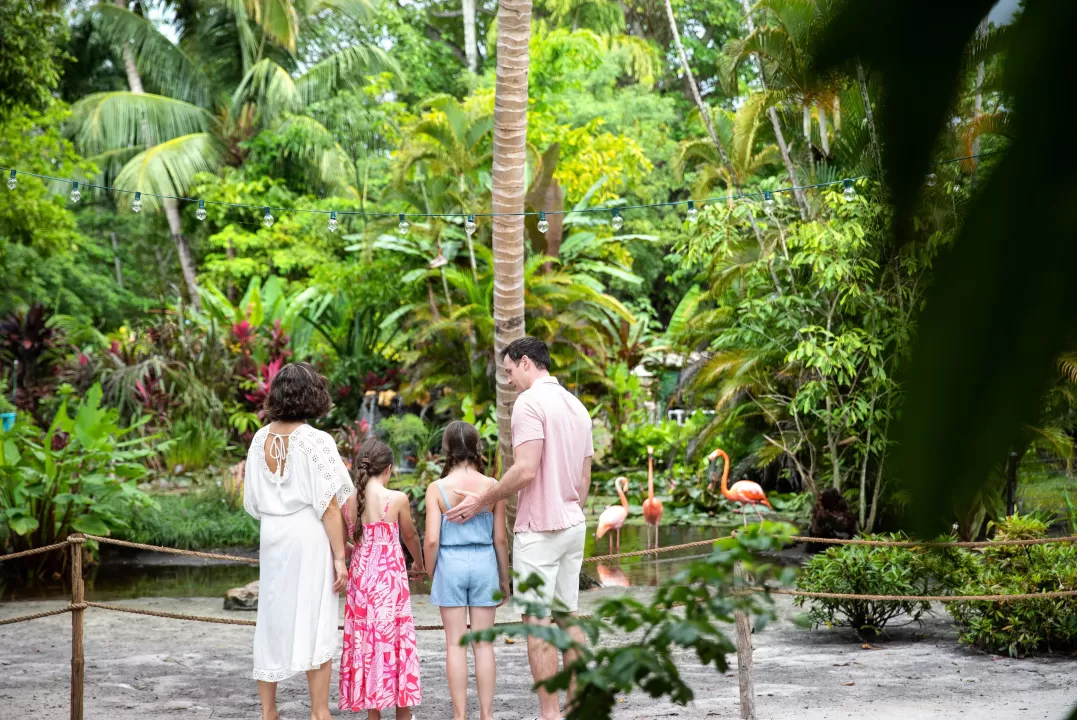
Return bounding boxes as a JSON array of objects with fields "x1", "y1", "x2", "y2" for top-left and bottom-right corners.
[{"x1": 267, "y1": 432, "x2": 288, "y2": 492}]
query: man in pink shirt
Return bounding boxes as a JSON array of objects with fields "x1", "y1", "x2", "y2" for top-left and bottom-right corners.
[{"x1": 446, "y1": 336, "x2": 592, "y2": 720}]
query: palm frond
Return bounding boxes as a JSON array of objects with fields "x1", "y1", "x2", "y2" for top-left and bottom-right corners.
[
  {"x1": 114, "y1": 133, "x2": 228, "y2": 210},
  {"x1": 231, "y1": 58, "x2": 301, "y2": 126},
  {"x1": 92, "y1": 4, "x2": 212, "y2": 107},
  {"x1": 296, "y1": 44, "x2": 403, "y2": 106},
  {"x1": 69, "y1": 92, "x2": 215, "y2": 155}
]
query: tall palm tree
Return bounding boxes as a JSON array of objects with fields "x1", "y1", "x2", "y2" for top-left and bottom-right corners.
[
  {"x1": 71, "y1": 0, "x2": 396, "y2": 306},
  {"x1": 491, "y1": 0, "x2": 533, "y2": 495}
]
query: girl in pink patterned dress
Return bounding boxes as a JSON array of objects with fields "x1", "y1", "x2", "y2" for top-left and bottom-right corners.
[{"x1": 339, "y1": 438, "x2": 424, "y2": 719}]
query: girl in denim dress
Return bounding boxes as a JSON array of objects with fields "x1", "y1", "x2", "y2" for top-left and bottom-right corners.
[{"x1": 423, "y1": 421, "x2": 509, "y2": 720}]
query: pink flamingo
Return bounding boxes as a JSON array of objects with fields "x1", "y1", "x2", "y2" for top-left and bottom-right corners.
[
  {"x1": 596, "y1": 476, "x2": 630, "y2": 554},
  {"x1": 642, "y1": 446, "x2": 663, "y2": 549},
  {"x1": 708, "y1": 448, "x2": 772, "y2": 526}
]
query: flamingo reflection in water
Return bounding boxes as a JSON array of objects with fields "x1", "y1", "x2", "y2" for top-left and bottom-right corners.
[{"x1": 595, "y1": 563, "x2": 630, "y2": 587}]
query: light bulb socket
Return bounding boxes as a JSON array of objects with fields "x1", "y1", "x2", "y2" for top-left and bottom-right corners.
[
  {"x1": 198, "y1": 199, "x2": 205, "y2": 209},
  {"x1": 72, "y1": 182, "x2": 79, "y2": 191},
  {"x1": 467, "y1": 213, "x2": 475, "y2": 223},
  {"x1": 687, "y1": 200, "x2": 695, "y2": 211},
  {"x1": 330, "y1": 210, "x2": 337, "y2": 220},
  {"x1": 843, "y1": 179, "x2": 853, "y2": 190},
  {"x1": 263, "y1": 206, "x2": 271, "y2": 215},
  {"x1": 8, "y1": 170, "x2": 14, "y2": 180},
  {"x1": 763, "y1": 190, "x2": 774, "y2": 203}
]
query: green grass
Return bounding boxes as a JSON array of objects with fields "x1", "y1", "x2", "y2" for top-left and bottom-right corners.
[{"x1": 114, "y1": 486, "x2": 259, "y2": 550}]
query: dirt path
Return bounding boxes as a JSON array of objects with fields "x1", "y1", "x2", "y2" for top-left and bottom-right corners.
[{"x1": 1, "y1": 589, "x2": 1075, "y2": 719}]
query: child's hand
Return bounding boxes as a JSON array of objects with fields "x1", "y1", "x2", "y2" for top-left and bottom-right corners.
[
  {"x1": 332, "y1": 556, "x2": 348, "y2": 594},
  {"x1": 344, "y1": 541, "x2": 355, "y2": 565},
  {"x1": 409, "y1": 558, "x2": 425, "y2": 578},
  {"x1": 497, "y1": 578, "x2": 511, "y2": 608}
]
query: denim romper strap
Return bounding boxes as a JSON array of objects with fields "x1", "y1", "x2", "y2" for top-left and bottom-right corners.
[{"x1": 438, "y1": 481, "x2": 494, "y2": 546}]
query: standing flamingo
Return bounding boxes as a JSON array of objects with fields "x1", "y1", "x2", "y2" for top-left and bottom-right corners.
[
  {"x1": 596, "y1": 476, "x2": 630, "y2": 554},
  {"x1": 642, "y1": 446, "x2": 664, "y2": 549},
  {"x1": 708, "y1": 448, "x2": 772, "y2": 526}
]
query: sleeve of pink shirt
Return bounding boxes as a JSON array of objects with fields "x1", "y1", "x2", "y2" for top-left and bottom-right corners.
[{"x1": 510, "y1": 394, "x2": 545, "y2": 448}]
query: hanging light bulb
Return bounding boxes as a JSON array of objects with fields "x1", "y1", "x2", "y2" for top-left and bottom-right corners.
[
  {"x1": 196, "y1": 199, "x2": 207, "y2": 221},
  {"x1": 398, "y1": 213, "x2": 410, "y2": 235},
  {"x1": 328, "y1": 210, "x2": 339, "y2": 233},
  {"x1": 262, "y1": 206, "x2": 274, "y2": 228},
  {"x1": 7, "y1": 170, "x2": 16, "y2": 191},
  {"x1": 465, "y1": 214, "x2": 477, "y2": 236},
  {"x1": 537, "y1": 211, "x2": 549, "y2": 234},
  {"x1": 611, "y1": 208, "x2": 624, "y2": 231},
  {"x1": 686, "y1": 200, "x2": 699, "y2": 223},
  {"x1": 70, "y1": 182, "x2": 81, "y2": 204},
  {"x1": 842, "y1": 179, "x2": 856, "y2": 202},
  {"x1": 925, "y1": 172, "x2": 937, "y2": 187},
  {"x1": 132, "y1": 192, "x2": 142, "y2": 213},
  {"x1": 763, "y1": 190, "x2": 775, "y2": 210}
]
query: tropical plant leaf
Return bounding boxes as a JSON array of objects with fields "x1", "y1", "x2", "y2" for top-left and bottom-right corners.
[
  {"x1": 69, "y1": 92, "x2": 215, "y2": 156},
  {"x1": 91, "y1": 4, "x2": 212, "y2": 106},
  {"x1": 114, "y1": 133, "x2": 228, "y2": 210}
]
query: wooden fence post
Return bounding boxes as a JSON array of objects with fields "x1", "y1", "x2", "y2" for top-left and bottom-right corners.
[
  {"x1": 70, "y1": 534, "x2": 85, "y2": 720},
  {"x1": 734, "y1": 559, "x2": 756, "y2": 720}
]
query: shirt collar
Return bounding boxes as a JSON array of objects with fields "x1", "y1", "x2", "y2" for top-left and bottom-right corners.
[{"x1": 532, "y1": 375, "x2": 560, "y2": 387}]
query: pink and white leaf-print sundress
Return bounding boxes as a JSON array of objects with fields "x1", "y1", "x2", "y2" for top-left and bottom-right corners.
[
  {"x1": 339, "y1": 500, "x2": 422, "y2": 711},
  {"x1": 242, "y1": 424, "x2": 355, "y2": 682}
]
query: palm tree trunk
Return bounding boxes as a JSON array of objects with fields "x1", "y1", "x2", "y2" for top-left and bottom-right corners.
[
  {"x1": 739, "y1": 0, "x2": 809, "y2": 219},
  {"x1": 816, "y1": 102, "x2": 831, "y2": 157},
  {"x1": 856, "y1": 61, "x2": 883, "y2": 178},
  {"x1": 110, "y1": 232, "x2": 124, "y2": 288},
  {"x1": 663, "y1": 0, "x2": 776, "y2": 287},
  {"x1": 115, "y1": 0, "x2": 201, "y2": 310},
  {"x1": 492, "y1": 0, "x2": 532, "y2": 531},
  {"x1": 463, "y1": 0, "x2": 479, "y2": 72}
]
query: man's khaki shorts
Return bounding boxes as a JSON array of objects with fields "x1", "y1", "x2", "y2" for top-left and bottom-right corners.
[{"x1": 512, "y1": 522, "x2": 586, "y2": 616}]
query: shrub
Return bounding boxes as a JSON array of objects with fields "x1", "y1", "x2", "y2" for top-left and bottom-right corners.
[
  {"x1": 114, "y1": 485, "x2": 259, "y2": 550},
  {"x1": 794, "y1": 533, "x2": 947, "y2": 636},
  {"x1": 0, "y1": 384, "x2": 158, "y2": 567},
  {"x1": 946, "y1": 515, "x2": 1077, "y2": 657}
]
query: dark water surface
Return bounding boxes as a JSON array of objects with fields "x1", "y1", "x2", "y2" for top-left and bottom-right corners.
[{"x1": 2, "y1": 520, "x2": 755, "y2": 602}]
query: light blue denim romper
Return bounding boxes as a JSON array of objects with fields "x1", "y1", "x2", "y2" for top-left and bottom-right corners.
[{"x1": 430, "y1": 481, "x2": 500, "y2": 607}]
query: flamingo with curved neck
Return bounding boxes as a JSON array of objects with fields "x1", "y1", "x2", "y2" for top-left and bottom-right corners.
[
  {"x1": 596, "y1": 476, "x2": 630, "y2": 553},
  {"x1": 642, "y1": 446, "x2": 664, "y2": 549},
  {"x1": 708, "y1": 447, "x2": 772, "y2": 526}
]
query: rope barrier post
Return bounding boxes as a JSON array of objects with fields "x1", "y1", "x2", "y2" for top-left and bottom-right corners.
[
  {"x1": 69, "y1": 535, "x2": 85, "y2": 720},
  {"x1": 734, "y1": 560, "x2": 756, "y2": 720}
]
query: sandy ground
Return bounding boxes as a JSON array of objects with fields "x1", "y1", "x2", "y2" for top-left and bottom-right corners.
[{"x1": 1, "y1": 589, "x2": 1075, "y2": 720}]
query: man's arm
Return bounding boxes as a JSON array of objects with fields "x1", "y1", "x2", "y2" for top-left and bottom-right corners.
[
  {"x1": 577, "y1": 455, "x2": 592, "y2": 511},
  {"x1": 445, "y1": 439, "x2": 543, "y2": 522}
]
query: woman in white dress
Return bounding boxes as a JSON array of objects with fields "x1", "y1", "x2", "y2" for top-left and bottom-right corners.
[{"x1": 243, "y1": 362, "x2": 355, "y2": 720}]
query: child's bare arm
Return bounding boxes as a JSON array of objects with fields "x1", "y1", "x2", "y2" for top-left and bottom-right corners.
[
  {"x1": 321, "y1": 497, "x2": 348, "y2": 593},
  {"x1": 493, "y1": 498, "x2": 510, "y2": 605},
  {"x1": 423, "y1": 484, "x2": 441, "y2": 578},
  {"x1": 395, "y1": 493, "x2": 424, "y2": 573}
]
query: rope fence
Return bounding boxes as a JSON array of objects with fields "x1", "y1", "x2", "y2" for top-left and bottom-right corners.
[{"x1": 3, "y1": 530, "x2": 1076, "y2": 720}]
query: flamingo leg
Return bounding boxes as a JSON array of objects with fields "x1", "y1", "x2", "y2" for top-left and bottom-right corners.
[
  {"x1": 756, "y1": 506, "x2": 764, "y2": 524},
  {"x1": 742, "y1": 506, "x2": 748, "y2": 527},
  {"x1": 656, "y1": 524, "x2": 660, "y2": 549}
]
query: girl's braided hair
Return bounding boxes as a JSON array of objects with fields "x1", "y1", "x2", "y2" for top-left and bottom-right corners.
[
  {"x1": 352, "y1": 438, "x2": 393, "y2": 544},
  {"x1": 439, "y1": 420, "x2": 486, "y2": 477}
]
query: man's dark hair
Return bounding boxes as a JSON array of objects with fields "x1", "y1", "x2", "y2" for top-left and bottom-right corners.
[{"x1": 500, "y1": 336, "x2": 551, "y2": 370}]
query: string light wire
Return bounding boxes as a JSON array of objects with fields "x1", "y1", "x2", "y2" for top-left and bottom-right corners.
[{"x1": 0, "y1": 151, "x2": 999, "y2": 223}]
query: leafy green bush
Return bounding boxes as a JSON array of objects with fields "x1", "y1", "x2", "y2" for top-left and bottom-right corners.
[
  {"x1": 0, "y1": 384, "x2": 158, "y2": 562},
  {"x1": 160, "y1": 415, "x2": 231, "y2": 474},
  {"x1": 794, "y1": 533, "x2": 949, "y2": 636},
  {"x1": 946, "y1": 515, "x2": 1077, "y2": 657},
  {"x1": 113, "y1": 485, "x2": 259, "y2": 550}
]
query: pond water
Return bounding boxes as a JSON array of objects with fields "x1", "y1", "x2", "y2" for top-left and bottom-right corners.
[{"x1": 2, "y1": 520, "x2": 760, "y2": 602}]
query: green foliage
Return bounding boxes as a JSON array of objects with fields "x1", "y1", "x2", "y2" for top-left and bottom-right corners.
[
  {"x1": 466, "y1": 523, "x2": 798, "y2": 719},
  {"x1": 794, "y1": 533, "x2": 952, "y2": 636},
  {"x1": 0, "y1": 2, "x2": 68, "y2": 114},
  {"x1": 946, "y1": 515, "x2": 1077, "y2": 657},
  {"x1": 160, "y1": 416, "x2": 232, "y2": 475},
  {"x1": 378, "y1": 413, "x2": 440, "y2": 463},
  {"x1": 0, "y1": 105, "x2": 132, "y2": 323},
  {"x1": 0, "y1": 384, "x2": 158, "y2": 558},
  {"x1": 113, "y1": 486, "x2": 259, "y2": 550}
]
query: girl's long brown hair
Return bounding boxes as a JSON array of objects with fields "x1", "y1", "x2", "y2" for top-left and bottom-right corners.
[
  {"x1": 439, "y1": 420, "x2": 486, "y2": 478},
  {"x1": 352, "y1": 438, "x2": 393, "y2": 543}
]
